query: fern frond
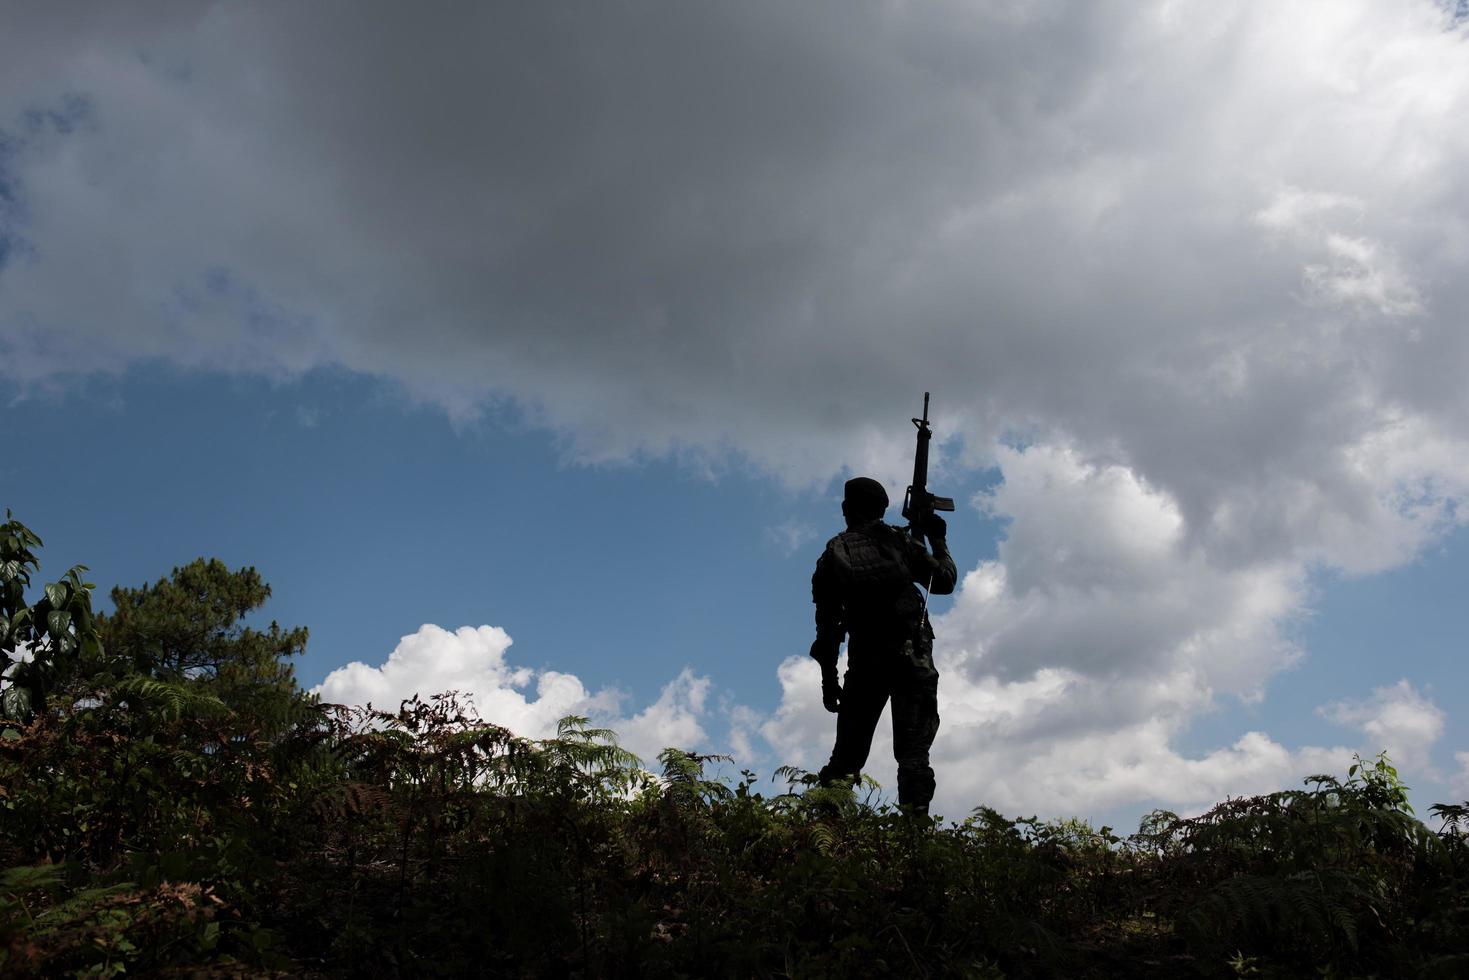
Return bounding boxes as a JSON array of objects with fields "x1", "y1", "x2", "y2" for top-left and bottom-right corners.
[
  {"x1": 114, "y1": 675, "x2": 230, "y2": 721},
  {"x1": 774, "y1": 765, "x2": 817, "y2": 788},
  {"x1": 0, "y1": 862, "x2": 65, "y2": 895},
  {"x1": 311, "y1": 780, "x2": 393, "y2": 822}
]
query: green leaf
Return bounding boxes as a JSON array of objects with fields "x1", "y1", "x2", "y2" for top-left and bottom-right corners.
[
  {"x1": 1, "y1": 685, "x2": 32, "y2": 721},
  {"x1": 47, "y1": 609, "x2": 72, "y2": 638},
  {"x1": 44, "y1": 582, "x2": 67, "y2": 608}
]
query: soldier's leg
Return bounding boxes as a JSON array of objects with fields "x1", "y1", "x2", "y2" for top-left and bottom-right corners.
[
  {"x1": 891, "y1": 635, "x2": 940, "y2": 812},
  {"x1": 817, "y1": 666, "x2": 889, "y2": 787}
]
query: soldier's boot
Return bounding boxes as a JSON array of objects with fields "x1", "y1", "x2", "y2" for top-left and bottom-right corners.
[
  {"x1": 896, "y1": 760, "x2": 935, "y2": 808},
  {"x1": 816, "y1": 763, "x2": 860, "y2": 789},
  {"x1": 815, "y1": 765, "x2": 860, "y2": 813}
]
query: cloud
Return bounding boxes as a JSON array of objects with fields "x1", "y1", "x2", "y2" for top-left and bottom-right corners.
[
  {"x1": 1451, "y1": 752, "x2": 1469, "y2": 801},
  {"x1": 1253, "y1": 189, "x2": 1425, "y2": 317},
  {"x1": 5, "y1": 2, "x2": 1468, "y2": 577},
  {"x1": 618, "y1": 669, "x2": 711, "y2": 762},
  {"x1": 1319, "y1": 679, "x2": 1446, "y2": 772},
  {"x1": 759, "y1": 655, "x2": 836, "y2": 774},
  {"x1": 945, "y1": 443, "x2": 1306, "y2": 695},
  {"x1": 757, "y1": 639, "x2": 1450, "y2": 822},
  {"x1": 3, "y1": 2, "x2": 1467, "y2": 482},
  {"x1": 757, "y1": 642, "x2": 1355, "y2": 821},
  {"x1": 312, "y1": 624, "x2": 709, "y2": 764},
  {"x1": 763, "y1": 519, "x2": 819, "y2": 558}
]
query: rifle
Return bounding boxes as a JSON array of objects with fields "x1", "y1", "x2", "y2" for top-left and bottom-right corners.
[{"x1": 901, "y1": 392, "x2": 955, "y2": 541}]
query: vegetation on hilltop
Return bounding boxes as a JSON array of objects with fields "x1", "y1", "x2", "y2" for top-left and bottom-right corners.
[{"x1": 2, "y1": 513, "x2": 1467, "y2": 977}]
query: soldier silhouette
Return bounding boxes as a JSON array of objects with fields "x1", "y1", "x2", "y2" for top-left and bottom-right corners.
[{"x1": 810, "y1": 476, "x2": 956, "y2": 816}]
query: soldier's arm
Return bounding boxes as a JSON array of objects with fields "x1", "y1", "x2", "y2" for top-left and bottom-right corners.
[
  {"x1": 926, "y1": 539, "x2": 958, "y2": 596},
  {"x1": 908, "y1": 528, "x2": 957, "y2": 596},
  {"x1": 810, "y1": 549, "x2": 846, "y2": 665}
]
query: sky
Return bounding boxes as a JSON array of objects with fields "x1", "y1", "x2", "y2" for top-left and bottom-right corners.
[{"x1": 3, "y1": 0, "x2": 1468, "y2": 829}]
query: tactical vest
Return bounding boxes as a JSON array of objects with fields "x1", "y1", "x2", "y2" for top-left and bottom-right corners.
[{"x1": 826, "y1": 523, "x2": 923, "y2": 632}]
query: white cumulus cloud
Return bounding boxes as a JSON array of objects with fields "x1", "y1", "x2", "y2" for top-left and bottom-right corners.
[
  {"x1": 312, "y1": 624, "x2": 710, "y2": 764},
  {"x1": 1319, "y1": 679, "x2": 1446, "y2": 772}
]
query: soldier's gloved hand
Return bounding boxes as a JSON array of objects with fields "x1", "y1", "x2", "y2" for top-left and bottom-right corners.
[
  {"x1": 922, "y1": 512, "x2": 948, "y2": 544},
  {"x1": 821, "y1": 666, "x2": 842, "y2": 713}
]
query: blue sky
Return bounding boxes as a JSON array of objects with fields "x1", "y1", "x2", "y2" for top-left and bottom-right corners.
[
  {"x1": 4, "y1": 366, "x2": 857, "y2": 706},
  {"x1": 4, "y1": 1, "x2": 1469, "y2": 827}
]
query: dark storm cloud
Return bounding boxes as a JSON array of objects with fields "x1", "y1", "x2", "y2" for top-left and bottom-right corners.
[{"x1": 3, "y1": 3, "x2": 1464, "y2": 501}]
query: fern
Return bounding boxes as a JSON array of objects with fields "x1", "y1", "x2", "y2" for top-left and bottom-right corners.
[
  {"x1": 0, "y1": 862, "x2": 64, "y2": 896},
  {"x1": 113, "y1": 675, "x2": 229, "y2": 722},
  {"x1": 774, "y1": 764, "x2": 820, "y2": 788},
  {"x1": 309, "y1": 780, "x2": 393, "y2": 823},
  {"x1": 810, "y1": 821, "x2": 840, "y2": 857}
]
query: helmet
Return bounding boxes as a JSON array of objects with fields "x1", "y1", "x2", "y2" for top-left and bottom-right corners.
[{"x1": 843, "y1": 477, "x2": 889, "y2": 520}]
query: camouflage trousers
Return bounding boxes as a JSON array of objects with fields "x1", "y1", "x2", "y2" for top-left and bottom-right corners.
[{"x1": 818, "y1": 629, "x2": 940, "y2": 810}]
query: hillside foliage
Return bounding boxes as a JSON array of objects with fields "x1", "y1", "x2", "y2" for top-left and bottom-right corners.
[{"x1": 2, "y1": 513, "x2": 1467, "y2": 977}]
